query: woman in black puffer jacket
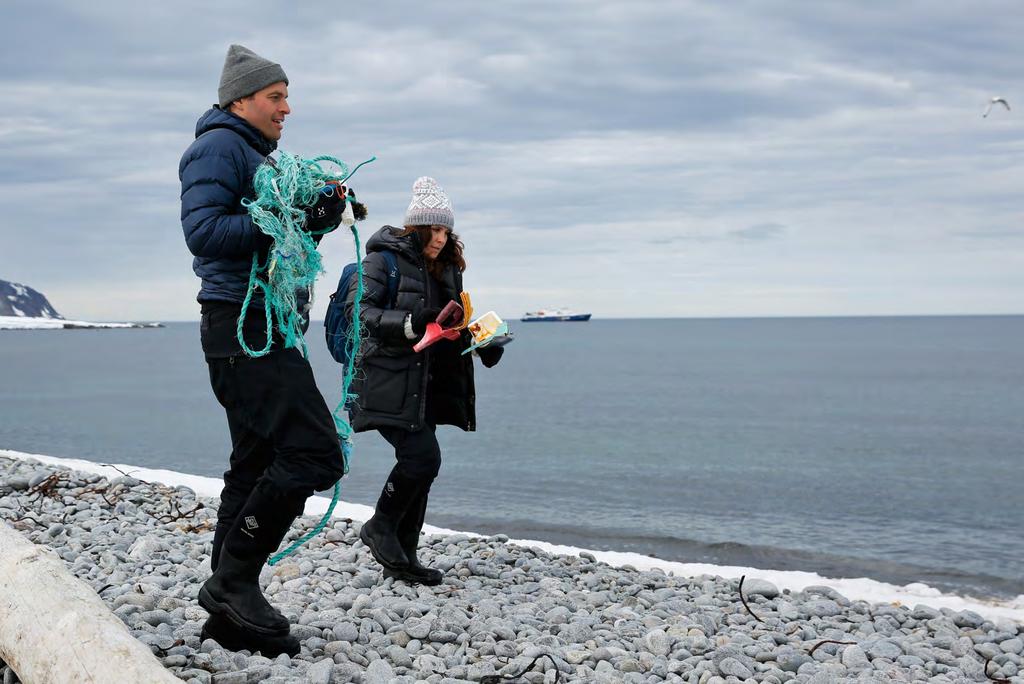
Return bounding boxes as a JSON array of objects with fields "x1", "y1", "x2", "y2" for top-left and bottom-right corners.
[{"x1": 344, "y1": 177, "x2": 503, "y2": 585}]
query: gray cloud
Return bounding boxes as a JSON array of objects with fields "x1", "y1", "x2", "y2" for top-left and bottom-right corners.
[
  {"x1": 731, "y1": 223, "x2": 787, "y2": 241},
  {"x1": 1, "y1": 1, "x2": 1023, "y2": 319}
]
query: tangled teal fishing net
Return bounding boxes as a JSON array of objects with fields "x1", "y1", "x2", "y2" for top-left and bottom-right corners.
[
  {"x1": 238, "y1": 152, "x2": 373, "y2": 358},
  {"x1": 236, "y1": 151, "x2": 375, "y2": 564}
]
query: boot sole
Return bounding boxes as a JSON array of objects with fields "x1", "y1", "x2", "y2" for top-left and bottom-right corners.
[
  {"x1": 383, "y1": 567, "x2": 444, "y2": 586},
  {"x1": 359, "y1": 524, "x2": 410, "y2": 572},
  {"x1": 201, "y1": 614, "x2": 300, "y2": 657},
  {"x1": 198, "y1": 585, "x2": 290, "y2": 637}
]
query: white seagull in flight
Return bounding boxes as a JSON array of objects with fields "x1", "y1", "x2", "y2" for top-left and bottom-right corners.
[{"x1": 983, "y1": 97, "x2": 1011, "y2": 117}]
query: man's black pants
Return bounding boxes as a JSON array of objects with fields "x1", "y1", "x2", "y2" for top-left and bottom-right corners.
[{"x1": 208, "y1": 347, "x2": 344, "y2": 523}]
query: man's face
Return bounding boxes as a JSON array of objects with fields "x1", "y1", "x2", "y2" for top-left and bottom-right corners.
[{"x1": 231, "y1": 82, "x2": 290, "y2": 141}]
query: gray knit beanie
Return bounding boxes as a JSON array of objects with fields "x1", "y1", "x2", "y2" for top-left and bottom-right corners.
[
  {"x1": 218, "y1": 44, "x2": 289, "y2": 108},
  {"x1": 404, "y1": 177, "x2": 455, "y2": 229}
]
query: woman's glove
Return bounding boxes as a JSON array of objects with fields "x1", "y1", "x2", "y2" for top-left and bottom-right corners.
[
  {"x1": 477, "y1": 345, "x2": 504, "y2": 368},
  {"x1": 411, "y1": 307, "x2": 442, "y2": 335}
]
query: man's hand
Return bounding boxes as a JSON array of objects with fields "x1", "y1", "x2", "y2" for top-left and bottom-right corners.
[{"x1": 303, "y1": 191, "x2": 344, "y2": 233}]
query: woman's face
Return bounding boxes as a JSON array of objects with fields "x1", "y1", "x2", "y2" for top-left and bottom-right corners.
[{"x1": 422, "y1": 225, "x2": 449, "y2": 260}]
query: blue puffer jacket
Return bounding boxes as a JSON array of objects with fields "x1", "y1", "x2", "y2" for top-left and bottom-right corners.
[{"x1": 179, "y1": 107, "x2": 308, "y2": 308}]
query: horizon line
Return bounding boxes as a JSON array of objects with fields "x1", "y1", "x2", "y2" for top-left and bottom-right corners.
[{"x1": 75, "y1": 312, "x2": 1024, "y2": 324}]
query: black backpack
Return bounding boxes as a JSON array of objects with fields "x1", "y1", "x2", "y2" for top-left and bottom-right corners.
[{"x1": 324, "y1": 250, "x2": 399, "y2": 365}]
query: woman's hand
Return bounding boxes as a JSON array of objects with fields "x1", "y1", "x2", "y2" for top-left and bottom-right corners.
[
  {"x1": 411, "y1": 307, "x2": 442, "y2": 335},
  {"x1": 477, "y1": 345, "x2": 504, "y2": 368}
]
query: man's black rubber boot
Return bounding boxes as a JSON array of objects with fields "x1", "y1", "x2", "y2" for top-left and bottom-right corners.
[
  {"x1": 199, "y1": 547, "x2": 289, "y2": 636},
  {"x1": 359, "y1": 473, "x2": 423, "y2": 571},
  {"x1": 201, "y1": 614, "x2": 300, "y2": 658},
  {"x1": 383, "y1": 490, "x2": 443, "y2": 585},
  {"x1": 199, "y1": 481, "x2": 304, "y2": 637}
]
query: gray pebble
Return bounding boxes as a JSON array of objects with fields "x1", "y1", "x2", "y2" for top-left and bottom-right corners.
[
  {"x1": 717, "y1": 656, "x2": 753, "y2": 679},
  {"x1": 7, "y1": 476, "x2": 31, "y2": 491},
  {"x1": 841, "y1": 644, "x2": 870, "y2": 670},
  {"x1": 953, "y1": 610, "x2": 985, "y2": 629},
  {"x1": 741, "y1": 578, "x2": 780, "y2": 599},
  {"x1": 865, "y1": 639, "x2": 903, "y2": 660},
  {"x1": 210, "y1": 672, "x2": 247, "y2": 684},
  {"x1": 1000, "y1": 637, "x2": 1023, "y2": 654},
  {"x1": 304, "y1": 658, "x2": 333, "y2": 684},
  {"x1": 803, "y1": 599, "x2": 842, "y2": 617},
  {"x1": 405, "y1": 619, "x2": 431, "y2": 640},
  {"x1": 778, "y1": 652, "x2": 814, "y2": 672}
]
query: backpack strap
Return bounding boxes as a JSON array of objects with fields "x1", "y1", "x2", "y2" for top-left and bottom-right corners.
[{"x1": 379, "y1": 250, "x2": 400, "y2": 309}]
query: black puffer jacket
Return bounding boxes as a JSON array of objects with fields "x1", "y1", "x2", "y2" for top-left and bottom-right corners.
[{"x1": 345, "y1": 226, "x2": 475, "y2": 433}]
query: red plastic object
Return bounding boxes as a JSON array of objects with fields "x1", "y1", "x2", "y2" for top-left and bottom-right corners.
[
  {"x1": 412, "y1": 300, "x2": 465, "y2": 352},
  {"x1": 412, "y1": 322, "x2": 462, "y2": 352}
]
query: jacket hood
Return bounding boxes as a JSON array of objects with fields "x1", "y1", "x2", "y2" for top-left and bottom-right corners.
[
  {"x1": 366, "y1": 225, "x2": 423, "y2": 263},
  {"x1": 194, "y1": 106, "x2": 277, "y2": 156}
]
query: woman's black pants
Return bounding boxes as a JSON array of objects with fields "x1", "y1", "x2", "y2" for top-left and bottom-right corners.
[{"x1": 374, "y1": 423, "x2": 441, "y2": 552}]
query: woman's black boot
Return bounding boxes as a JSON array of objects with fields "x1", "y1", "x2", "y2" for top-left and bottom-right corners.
[
  {"x1": 359, "y1": 473, "x2": 421, "y2": 571},
  {"x1": 383, "y1": 490, "x2": 444, "y2": 585}
]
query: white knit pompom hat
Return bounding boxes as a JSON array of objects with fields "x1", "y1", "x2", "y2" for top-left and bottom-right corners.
[{"x1": 403, "y1": 177, "x2": 454, "y2": 229}]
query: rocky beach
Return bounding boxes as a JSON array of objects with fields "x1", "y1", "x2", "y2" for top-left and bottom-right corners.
[{"x1": 0, "y1": 455, "x2": 1021, "y2": 683}]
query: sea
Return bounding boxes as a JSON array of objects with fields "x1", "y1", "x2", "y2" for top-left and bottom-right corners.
[{"x1": 1, "y1": 316, "x2": 1022, "y2": 605}]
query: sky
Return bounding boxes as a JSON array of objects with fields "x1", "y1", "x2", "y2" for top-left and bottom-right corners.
[{"x1": 1, "y1": 0, "x2": 1023, "y2": 321}]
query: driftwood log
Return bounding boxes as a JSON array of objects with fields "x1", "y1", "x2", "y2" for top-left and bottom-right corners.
[{"x1": 0, "y1": 522, "x2": 179, "y2": 684}]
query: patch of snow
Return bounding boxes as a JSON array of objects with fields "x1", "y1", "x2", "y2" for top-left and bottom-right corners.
[{"x1": 0, "y1": 316, "x2": 145, "y2": 330}]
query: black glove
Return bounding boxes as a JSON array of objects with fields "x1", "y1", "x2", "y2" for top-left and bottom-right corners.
[
  {"x1": 303, "y1": 190, "x2": 344, "y2": 233},
  {"x1": 477, "y1": 345, "x2": 504, "y2": 368},
  {"x1": 411, "y1": 307, "x2": 442, "y2": 335}
]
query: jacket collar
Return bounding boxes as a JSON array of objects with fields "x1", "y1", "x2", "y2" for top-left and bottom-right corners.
[{"x1": 194, "y1": 106, "x2": 277, "y2": 156}]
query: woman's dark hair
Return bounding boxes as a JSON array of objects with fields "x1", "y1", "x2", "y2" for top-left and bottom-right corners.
[{"x1": 400, "y1": 225, "x2": 466, "y2": 279}]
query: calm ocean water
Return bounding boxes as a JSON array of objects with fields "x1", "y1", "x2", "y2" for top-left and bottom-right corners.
[{"x1": 1, "y1": 316, "x2": 1021, "y2": 599}]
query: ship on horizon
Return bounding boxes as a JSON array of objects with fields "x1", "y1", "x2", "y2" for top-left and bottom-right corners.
[{"x1": 520, "y1": 308, "x2": 592, "y2": 322}]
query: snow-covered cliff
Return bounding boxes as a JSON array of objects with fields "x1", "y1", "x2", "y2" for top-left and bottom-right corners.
[{"x1": 0, "y1": 280, "x2": 62, "y2": 319}]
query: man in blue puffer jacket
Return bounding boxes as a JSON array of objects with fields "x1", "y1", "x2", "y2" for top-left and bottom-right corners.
[{"x1": 178, "y1": 44, "x2": 346, "y2": 657}]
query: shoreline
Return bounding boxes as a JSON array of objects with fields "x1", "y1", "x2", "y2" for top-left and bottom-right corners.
[
  {"x1": 3, "y1": 449, "x2": 1021, "y2": 625},
  {"x1": 1, "y1": 452, "x2": 1022, "y2": 683}
]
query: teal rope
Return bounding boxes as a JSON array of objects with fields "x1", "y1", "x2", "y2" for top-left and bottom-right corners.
[
  {"x1": 232, "y1": 150, "x2": 374, "y2": 565},
  {"x1": 268, "y1": 222, "x2": 366, "y2": 566},
  {"x1": 236, "y1": 153, "x2": 374, "y2": 357}
]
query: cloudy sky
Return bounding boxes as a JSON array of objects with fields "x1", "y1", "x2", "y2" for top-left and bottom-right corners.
[{"x1": 2, "y1": 1, "x2": 1023, "y2": 320}]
